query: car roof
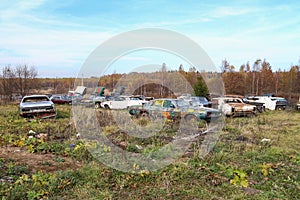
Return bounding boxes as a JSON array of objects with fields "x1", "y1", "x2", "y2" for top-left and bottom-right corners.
[{"x1": 23, "y1": 95, "x2": 49, "y2": 98}]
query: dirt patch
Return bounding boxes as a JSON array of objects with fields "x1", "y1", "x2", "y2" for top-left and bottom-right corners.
[{"x1": 0, "y1": 145, "x2": 82, "y2": 173}]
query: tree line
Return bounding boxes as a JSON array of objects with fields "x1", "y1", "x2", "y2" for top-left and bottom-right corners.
[
  {"x1": 0, "y1": 65, "x2": 38, "y2": 101},
  {"x1": 1, "y1": 60, "x2": 299, "y2": 104},
  {"x1": 221, "y1": 59, "x2": 300, "y2": 103}
]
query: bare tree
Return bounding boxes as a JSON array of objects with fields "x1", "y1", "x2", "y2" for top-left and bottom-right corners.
[
  {"x1": 15, "y1": 64, "x2": 38, "y2": 96},
  {"x1": 0, "y1": 65, "x2": 15, "y2": 101},
  {"x1": 0, "y1": 64, "x2": 39, "y2": 102}
]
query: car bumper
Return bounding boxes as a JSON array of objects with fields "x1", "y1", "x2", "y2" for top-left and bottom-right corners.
[{"x1": 20, "y1": 110, "x2": 57, "y2": 118}]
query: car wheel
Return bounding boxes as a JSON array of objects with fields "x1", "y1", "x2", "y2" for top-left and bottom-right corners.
[
  {"x1": 276, "y1": 106, "x2": 284, "y2": 111},
  {"x1": 95, "y1": 103, "x2": 101, "y2": 109},
  {"x1": 140, "y1": 112, "x2": 149, "y2": 118},
  {"x1": 104, "y1": 104, "x2": 110, "y2": 109}
]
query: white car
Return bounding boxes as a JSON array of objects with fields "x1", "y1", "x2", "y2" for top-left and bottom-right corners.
[
  {"x1": 101, "y1": 96, "x2": 147, "y2": 109},
  {"x1": 246, "y1": 96, "x2": 287, "y2": 110},
  {"x1": 19, "y1": 95, "x2": 56, "y2": 118}
]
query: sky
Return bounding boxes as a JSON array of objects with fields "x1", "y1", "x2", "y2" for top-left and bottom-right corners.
[{"x1": 0, "y1": 0, "x2": 300, "y2": 77}]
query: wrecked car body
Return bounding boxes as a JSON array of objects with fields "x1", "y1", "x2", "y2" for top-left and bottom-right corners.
[
  {"x1": 213, "y1": 97, "x2": 256, "y2": 117},
  {"x1": 101, "y1": 96, "x2": 147, "y2": 110},
  {"x1": 224, "y1": 95, "x2": 265, "y2": 113},
  {"x1": 19, "y1": 95, "x2": 56, "y2": 118},
  {"x1": 245, "y1": 96, "x2": 288, "y2": 110},
  {"x1": 129, "y1": 98, "x2": 222, "y2": 123},
  {"x1": 178, "y1": 94, "x2": 213, "y2": 107},
  {"x1": 50, "y1": 95, "x2": 72, "y2": 104}
]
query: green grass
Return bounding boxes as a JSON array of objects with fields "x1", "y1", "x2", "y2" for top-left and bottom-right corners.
[{"x1": 0, "y1": 105, "x2": 299, "y2": 199}]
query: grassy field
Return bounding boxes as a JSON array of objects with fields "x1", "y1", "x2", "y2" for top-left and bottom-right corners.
[{"x1": 0, "y1": 104, "x2": 299, "y2": 199}]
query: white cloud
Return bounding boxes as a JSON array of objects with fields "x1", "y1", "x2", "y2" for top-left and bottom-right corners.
[
  {"x1": 0, "y1": 0, "x2": 46, "y2": 20},
  {"x1": 210, "y1": 6, "x2": 256, "y2": 18},
  {"x1": 0, "y1": 22, "x2": 113, "y2": 77}
]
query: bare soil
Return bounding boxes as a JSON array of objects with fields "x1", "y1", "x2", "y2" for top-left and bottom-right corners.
[{"x1": 0, "y1": 145, "x2": 82, "y2": 173}]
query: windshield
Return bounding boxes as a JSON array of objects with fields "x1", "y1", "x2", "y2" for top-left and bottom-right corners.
[
  {"x1": 198, "y1": 97, "x2": 208, "y2": 102},
  {"x1": 23, "y1": 96, "x2": 49, "y2": 102},
  {"x1": 174, "y1": 100, "x2": 189, "y2": 108},
  {"x1": 190, "y1": 101, "x2": 202, "y2": 107}
]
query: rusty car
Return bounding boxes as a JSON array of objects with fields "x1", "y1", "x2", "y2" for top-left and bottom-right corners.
[
  {"x1": 129, "y1": 98, "x2": 222, "y2": 123},
  {"x1": 212, "y1": 97, "x2": 256, "y2": 117}
]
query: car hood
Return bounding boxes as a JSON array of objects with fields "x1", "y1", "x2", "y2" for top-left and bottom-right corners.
[
  {"x1": 20, "y1": 101, "x2": 54, "y2": 107},
  {"x1": 183, "y1": 106, "x2": 220, "y2": 114},
  {"x1": 197, "y1": 107, "x2": 220, "y2": 112}
]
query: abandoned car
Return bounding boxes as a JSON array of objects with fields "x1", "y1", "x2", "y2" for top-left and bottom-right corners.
[
  {"x1": 212, "y1": 97, "x2": 256, "y2": 117},
  {"x1": 245, "y1": 96, "x2": 288, "y2": 110},
  {"x1": 178, "y1": 94, "x2": 213, "y2": 107},
  {"x1": 129, "y1": 98, "x2": 222, "y2": 123},
  {"x1": 101, "y1": 96, "x2": 147, "y2": 109},
  {"x1": 50, "y1": 95, "x2": 72, "y2": 104},
  {"x1": 224, "y1": 95, "x2": 265, "y2": 113},
  {"x1": 19, "y1": 95, "x2": 57, "y2": 118}
]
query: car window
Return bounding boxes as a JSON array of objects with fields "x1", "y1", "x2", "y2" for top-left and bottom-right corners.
[
  {"x1": 225, "y1": 99, "x2": 237, "y2": 103},
  {"x1": 115, "y1": 97, "x2": 125, "y2": 101},
  {"x1": 247, "y1": 97, "x2": 259, "y2": 100},
  {"x1": 153, "y1": 100, "x2": 163, "y2": 107},
  {"x1": 198, "y1": 97, "x2": 208, "y2": 102},
  {"x1": 163, "y1": 100, "x2": 171, "y2": 108},
  {"x1": 24, "y1": 96, "x2": 49, "y2": 102},
  {"x1": 190, "y1": 101, "x2": 200, "y2": 106},
  {"x1": 175, "y1": 100, "x2": 189, "y2": 108}
]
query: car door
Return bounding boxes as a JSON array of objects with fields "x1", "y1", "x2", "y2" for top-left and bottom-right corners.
[
  {"x1": 162, "y1": 100, "x2": 176, "y2": 119},
  {"x1": 111, "y1": 97, "x2": 127, "y2": 109},
  {"x1": 148, "y1": 99, "x2": 164, "y2": 118}
]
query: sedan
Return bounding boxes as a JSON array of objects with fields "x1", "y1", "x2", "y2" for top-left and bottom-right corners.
[
  {"x1": 50, "y1": 95, "x2": 72, "y2": 104},
  {"x1": 19, "y1": 95, "x2": 56, "y2": 118}
]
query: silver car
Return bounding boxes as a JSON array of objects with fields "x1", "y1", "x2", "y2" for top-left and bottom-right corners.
[{"x1": 19, "y1": 95, "x2": 56, "y2": 118}]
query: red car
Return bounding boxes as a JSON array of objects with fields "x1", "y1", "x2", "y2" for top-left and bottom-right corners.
[{"x1": 50, "y1": 95, "x2": 72, "y2": 104}]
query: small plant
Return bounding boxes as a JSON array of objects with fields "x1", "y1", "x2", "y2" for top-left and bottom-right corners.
[
  {"x1": 53, "y1": 157, "x2": 65, "y2": 163},
  {"x1": 229, "y1": 169, "x2": 249, "y2": 187},
  {"x1": 126, "y1": 143, "x2": 141, "y2": 153},
  {"x1": 56, "y1": 108, "x2": 71, "y2": 119}
]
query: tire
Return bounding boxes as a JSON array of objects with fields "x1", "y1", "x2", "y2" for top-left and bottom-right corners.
[
  {"x1": 276, "y1": 106, "x2": 284, "y2": 111},
  {"x1": 140, "y1": 112, "x2": 149, "y2": 118},
  {"x1": 94, "y1": 102, "x2": 101, "y2": 109},
  {"x1": 104, "y1": 104, "x2": 110, "y2": 110}
]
